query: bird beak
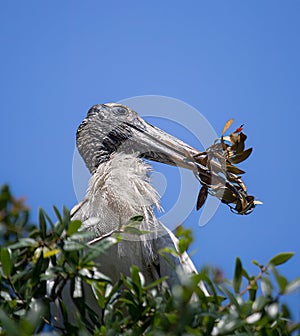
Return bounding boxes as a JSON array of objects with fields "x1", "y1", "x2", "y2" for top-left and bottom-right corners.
[{"x1": 127, "y1": 120, "x2": 201, "y2": 172}]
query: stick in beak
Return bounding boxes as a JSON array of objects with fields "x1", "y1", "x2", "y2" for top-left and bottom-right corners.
[{"x1": 123, "y1": 114, "x2": 258, "y2": 215}]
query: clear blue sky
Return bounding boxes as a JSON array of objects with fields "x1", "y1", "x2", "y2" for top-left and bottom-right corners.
[{"x1": 1, "y1": 1, "x2": 299, "y2": 319}]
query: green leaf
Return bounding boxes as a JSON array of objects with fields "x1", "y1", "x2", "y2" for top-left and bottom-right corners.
[
  {"x1": 219, "y1": 285, "x2": 241, "y2": 313},
  {"x1": 72, "y1": 276, "x2": 83, "y2": 298},
  {"x1": 58, "y1": 300, "x2": 69, "y2": 326},
  {"x1": 71, "y1": 231, "x2": 95, "y2": 241},
  {"x1": 31, "y1": 253, "x2": 49, "y2": 287},
  {"x1": 62, "y1": 206, "x2": 71, "y2": 230},
  {"x1": 67, "y1": 220, "x2": 82, "y2": 236},
  {"x1": 9, "y1": 238, "x2": 38, "y2": 249},
  {"x1": 144, "y1": 276, "x2": 168, "y2": 290},
  {"x1": 285, "y1": 276, "x2": 300, "y2": 294},
  {"x1": 126, "y1": 215, "x2": 144, "y2": 226},
  {"x1": 165, "y1": 313, "x2": 177, "y2": 324},
  {"x1": 131, "y1": 265, "x2": 142, "y2": 287},
  {"x1": 63, "y1": 240, "x2": 85, "y2": 251},
  {"x1": 241, "y1": 268, "x2": 250, "y2": 280},
  {"x1": 199, "y1": 272, "x2": 218, "y2": 298},
  {"x1": 83, "y1": 238, "x2": 117, "y2": 263},
  {"x1": 248, "y1": 287, "x2": 257, "y2": 302},
  {"x1": 271, "y1": 266, "x2": 288, "y2": 294},
  {"x1": 54, "y1": 206, "x2": 69, "y2": 236},
  {"x1": 43, "y1": 211, "x2": 55, "y2": 230},
  {"x1": 124, "y1": 226, "x2": 145, "y2": 235},
  {"x1": 130, "y1": 266, "x2": 142, "y2": 299},
  {"x1": 54, "y1": 221, "x2": 65, "y2": 237},
  {"x1": 277, "y1": 274, "x2": 288, "y2": 294},
  {"x1": 268, "y1": 252, "x2": 294, "y2": 266},
  {"x1": 38, "y1": 208, "x2": 47, "y2": 239},
  {"x1": 248, "y1": 277, "x2": 258, "y2": 301},
  {"x1": 251, "y1": 260, "x2": 261, "y2": 267},
  {"x1": 233, "y1": 257, "x2": 242, "y2": 293},
  {"x1": 53, "y1": 205, "x2": 62, "y2": 224},
  {"x1": 0, "y1": 310, "x2": 19, "y2": 336},
  {"x1": 176, "y1": 228, "x2": 193, "y2": 254},
  {"x1": 252, "y1": 296, "x2": 269, "y2": 311},
  {"x1": 1, "y1": 248, "x2": 12, "y2": 276},
  {"x1": 281, "y1": 303, "x2": 291, "y2": 319},
  {"x1": 178, "y1": 239, "x2": 189, "y2": 254},
  {"x1": 79, "y1": 268, "x2": 111, "y2": 282},
  {"x1": 119, "y1": 298, "x2": 136, "y2": 305},
  {"x1": 159, "y1": 246, "x2": 179, "y2": 257},
  {"x1": 261, "y1": 277, "x2": 273, "y2": 296}
]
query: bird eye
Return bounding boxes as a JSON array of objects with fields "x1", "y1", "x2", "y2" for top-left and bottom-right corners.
[{"x1": 112, "y1": 106, "x2": 128, "y2": 115}]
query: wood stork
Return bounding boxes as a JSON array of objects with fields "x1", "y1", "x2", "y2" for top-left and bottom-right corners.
[{"x1": 71, "y1": 103, "x2": 209, "y2": 293}]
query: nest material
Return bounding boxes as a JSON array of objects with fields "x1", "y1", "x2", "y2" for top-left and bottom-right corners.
[{"x1": 194, "y1": 121, "x2": 260, "y2": 215}]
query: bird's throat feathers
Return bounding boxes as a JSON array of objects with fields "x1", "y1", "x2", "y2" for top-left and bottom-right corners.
[
  {"x1": 77, "y1": 153, "x2": 162, "y2": 239},
  {"x1": 88, "y1": 152, "x2": 161, "y2": 213}
]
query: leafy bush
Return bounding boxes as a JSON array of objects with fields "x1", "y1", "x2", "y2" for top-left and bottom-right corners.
[{"x1": 0, "y1": 185, "x2": 299, "y2": 335}]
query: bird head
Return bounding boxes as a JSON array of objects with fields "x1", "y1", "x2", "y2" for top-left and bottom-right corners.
[{"x1": 76, "y1": 103, "x2": 201, "y2": 174}]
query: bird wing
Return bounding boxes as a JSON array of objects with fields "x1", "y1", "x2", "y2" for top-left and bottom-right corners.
[{"x1": 153, "y1": 224, "x2": 209, "y2": 296}]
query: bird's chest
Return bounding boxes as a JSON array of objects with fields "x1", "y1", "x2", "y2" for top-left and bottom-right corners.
[{"x1": 84, "y1": 154, "x2": 160, "y2": 224}]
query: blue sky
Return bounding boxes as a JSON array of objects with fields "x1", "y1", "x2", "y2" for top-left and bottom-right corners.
[{"x1": 1, "y1": 1, "x2": 300, "y2": 319}]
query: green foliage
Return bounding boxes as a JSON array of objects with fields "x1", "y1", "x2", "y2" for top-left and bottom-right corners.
[{"x1": 0, "y1": 185, "x2": 299, "y2": 335}]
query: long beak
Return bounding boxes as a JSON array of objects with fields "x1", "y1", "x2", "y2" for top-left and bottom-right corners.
[{"x1": 124, "y1": 119, "x2": 204, "y2": 173}]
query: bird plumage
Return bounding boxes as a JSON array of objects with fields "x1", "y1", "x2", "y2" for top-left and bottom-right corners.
[
  {"x1": 71, "y1": 151, "x2": 207, "y2": 292},
  {"x1": 73, "y1": 103, "x2": 209, "y2": 289},
  {"x1": 72, "y1": 152, "x2": 161, "y2": 266},
  {"x1": 50, "y1": 103, "x2": 209, "y2": 327}
]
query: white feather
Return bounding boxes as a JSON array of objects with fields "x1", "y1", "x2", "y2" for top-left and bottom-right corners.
[{"x1": 71, "y1": 152, "x2": 208, "y2": 294}]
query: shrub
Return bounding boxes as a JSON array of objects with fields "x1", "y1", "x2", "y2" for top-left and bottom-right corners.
[{"x1": 0, "y1": 185, "x2": 299, "y2": 335}]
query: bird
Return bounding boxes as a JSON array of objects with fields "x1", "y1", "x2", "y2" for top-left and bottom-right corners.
[
  {"x1": 71, "y1": 102, "x2": 209, "y2": 293},
  {"x1": 50, "y1": 103, "x2": 258, "y2": 328}
]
